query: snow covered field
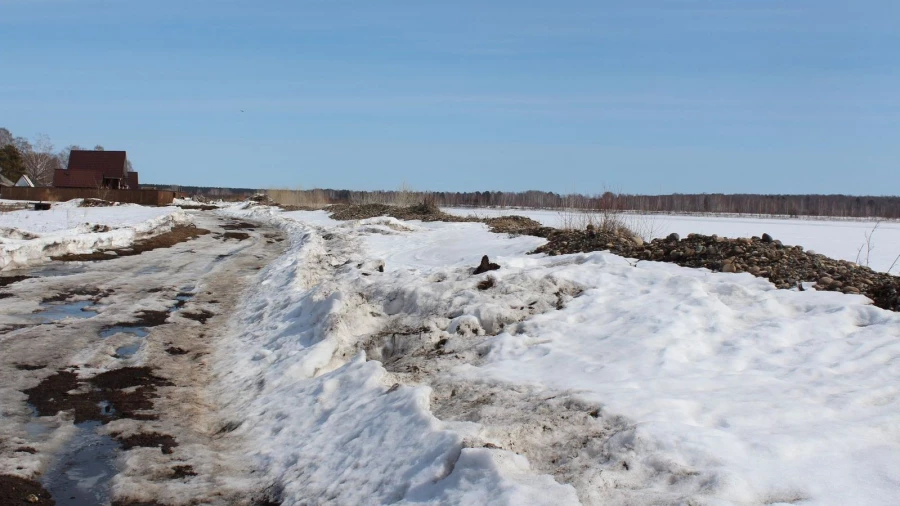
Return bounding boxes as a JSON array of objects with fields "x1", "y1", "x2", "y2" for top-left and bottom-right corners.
[
  {"x1": 215, "y1": 203, "x2": 900, "y2": 505},
  {"x1": 0, "y1": 200, "x2": 188, "y2": 271},
  {"x1": 445, "y1": 207, "x2": 900, "y2": 275}
]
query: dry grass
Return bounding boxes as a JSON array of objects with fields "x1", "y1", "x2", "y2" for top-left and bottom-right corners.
[
  {"x1": 348, "y1": 181, "x2": 425, "y2": 207},
  {"x1": 557, "y1": 209, "x2": 666, "y2": 242},
  {"x1": 266, "y1": 188, "x2": 331, "y2": 208}
]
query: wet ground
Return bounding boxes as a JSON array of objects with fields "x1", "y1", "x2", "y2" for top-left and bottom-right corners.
[{"x1": 0, "y1": 212, "x2": 286, "y2": 506}]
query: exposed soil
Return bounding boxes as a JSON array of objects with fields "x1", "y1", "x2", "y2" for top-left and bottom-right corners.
[
  {"x1": 112, "y1": 500, "x2": 172, "y2": 506},
  {"x1": 41, "y1": 286, "x2": 107, "y2": 303},
  {"x1": 107, "y1": 309, "x2": 170, "y2": 329},
  {"x1": 173, "y1": 293, "x2": 192, "y2": 309},
  {"x1": 23, "y1": 367, "x2": 173, "y2": 424},
  {"x1": 0, "y1": 474, "x2": 55, "y2": 505},
  {"x1": 222, "y1": 222, "x2": 257, "y2": 230},
  {"x1": 328, "y1": 202, "x2": 476, "y2": 223},
  {"x1": 477, "y1": 276, "x2": 496, "y2": 290},
  {"x1": 181, "y1": 309, "x2": 214, "y2": 324},
  {"x1": 79, "y1": 198, "x2": 116, "y2": 208},
  {"x1": 223, "y1": 232, "x2": 250, "y2": 241},
  {"x1": 482, "y1": 215, "x2": 543, "y2": 234},
  {"x1": 176, "y1": 204, "x2": 218, "y2": 211},
  {"x1": 171, "y1": 465, "x2": 197, "y2": 479},
  {"x1": 15, "y1": 364, "x2": 46, "y2": 371},
  {"x1": 52, "y1": 225, "x2": 210, "y2": 262},
  {"x1": 0, "y1": 275, "x2": 33, "y2": 287},
  {"x1": 115, "y1": 433, "x2": 177, "y2": 455}
]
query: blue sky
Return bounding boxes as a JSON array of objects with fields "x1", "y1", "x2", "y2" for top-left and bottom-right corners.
[{"x1": 1, "y1": 0, "x2": 898, "y2": 194}]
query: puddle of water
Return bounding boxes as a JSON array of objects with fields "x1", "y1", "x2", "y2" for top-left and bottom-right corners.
[
  {"x1": 31, "y1": 301, "x2": 99, "y2": 323},
  {"x1": 114, "y1": 341, "x2": 141, "y2": 358},
  {"x1": 99, "y1": 325, "x2": 149, "y2": 339},
  {"x1": 166, "y1": 287, "x2": 197, "y2": 314},
  {"x1": 136, "y1": 264, "x2": 164, "y2": 275},
  {"x1": 97, "y1": 401, "x2": 116, "y2": 417},
  {"x1": 25, "y1": 404, "x2": 54, "y2": 440},
  {"x1": 27, "y1": 264, "x2": 89, "y2": 278},
  {"x1": 41, "y1": 421, "x2": 118, "y2": 506}
]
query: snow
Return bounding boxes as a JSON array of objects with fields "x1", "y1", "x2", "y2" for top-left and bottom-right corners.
[
  {"x1": 211, "y1": 205, "x2": 578, "y2": 505},
  {"x1": 444, "y1": 207, "x2": 900, "y2": 274},
  {"x1": 212, "y1": 203, "x2": 900, "y2": 505},
  {"x1": 473, "y1": 254, "x2": 900, "y2": 505},
  {"x1": 0, "y1": 201, "x2": 188, "y2": 271}
]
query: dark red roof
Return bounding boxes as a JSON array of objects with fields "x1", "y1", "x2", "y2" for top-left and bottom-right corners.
[
  {"x1": 67, "y1": 150, "x2": 127, "y2": 179},
  {"x1": 54, "y1": 168, "x2": 104, "y2": 188}
]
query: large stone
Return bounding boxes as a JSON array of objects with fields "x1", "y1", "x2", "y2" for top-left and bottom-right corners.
[{"x1": 761, "y1": 233, "x2": 773, "y2": 243}]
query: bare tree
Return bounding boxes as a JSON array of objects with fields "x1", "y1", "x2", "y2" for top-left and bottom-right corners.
[
  {"x1": 57, "y1": 144, "x2": 84, "y2": 170},
  {"x1": 21, "y1": 134, "x2": 58, "y2": 186},
  {"x1": 0, "y1": 128, "x2": 12, "y2": 147},
  {"x1": 94, "y1": 145, "x2": 104, "y2": 151},
  {"x1": 13, "y1": 136, "x2": 31, "y2": 154}
]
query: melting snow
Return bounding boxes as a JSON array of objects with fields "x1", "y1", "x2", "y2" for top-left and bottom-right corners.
[{"x1": 208, "y1": 204, "x2": 900, "y2": 505}]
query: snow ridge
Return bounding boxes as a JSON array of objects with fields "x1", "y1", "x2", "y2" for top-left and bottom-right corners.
[{"x1": 211, "y1": 206, "x2": 577, "y2": 505}]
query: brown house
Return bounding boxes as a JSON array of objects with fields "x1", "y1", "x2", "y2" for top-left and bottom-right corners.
[{"x1": 53, "y1": 150, "x2": 139, "y2": 189}]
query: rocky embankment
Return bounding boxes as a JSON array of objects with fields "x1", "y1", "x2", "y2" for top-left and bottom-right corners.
[
  {"x1": 306, "y1": 202, "x2": 900, "y2": 312},
  {"x1": 533, "y1": 227, "x2": 900, "y2": 312}
]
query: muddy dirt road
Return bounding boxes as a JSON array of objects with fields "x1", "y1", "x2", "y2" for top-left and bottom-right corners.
[{"x1": 0, "y1": 212, "x2": 285, "y2": 506}]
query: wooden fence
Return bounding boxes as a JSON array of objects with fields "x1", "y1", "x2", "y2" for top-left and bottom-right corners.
[{"x1": 0, "y1": 187, "x2": 183, "y2": 206}]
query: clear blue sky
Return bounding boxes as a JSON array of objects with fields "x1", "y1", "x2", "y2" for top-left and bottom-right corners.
[{"x1": 1, "y1": 0, "x2": 897, "y2": 194}]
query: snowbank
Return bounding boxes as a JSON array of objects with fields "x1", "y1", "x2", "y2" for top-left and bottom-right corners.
[
  {"x1": 0, "y1": 202, "x2": 189, "y2": 271},
  {"x1": 211, "y1": 205, "x2": 578, "y2": 505},
  {"x1": 246, "y1": 205, "x2": 900, "y2": 505}
]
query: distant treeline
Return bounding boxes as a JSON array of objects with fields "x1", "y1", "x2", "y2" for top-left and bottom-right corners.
[{"x1": 145, "y1": 184, "x2": 900, "y2": 219}]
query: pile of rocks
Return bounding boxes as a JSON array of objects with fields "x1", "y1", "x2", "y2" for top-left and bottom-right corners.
[{"x1": 535, "y1": 228, "x2": 900, "y2": 312}]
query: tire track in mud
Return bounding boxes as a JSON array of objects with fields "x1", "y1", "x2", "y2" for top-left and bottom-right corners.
[{"x1": 0, "y1": 213, "x2": 287, "y2": 506}]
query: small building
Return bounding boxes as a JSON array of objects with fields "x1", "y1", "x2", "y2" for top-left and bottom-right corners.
[
  {"x1": 0, "y1": 174, "x2": 13, "y2": 187},
  {"x1": 15, "y1": 175, "x2": 34, "y2": 187},
  {"x1": 53, "y1": 150, "x2": 139, "y2": 189}
]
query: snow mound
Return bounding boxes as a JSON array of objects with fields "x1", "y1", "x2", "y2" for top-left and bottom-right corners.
[
  {"x1": 0, "y1": 205, "x2": 189, "y2": 270},
  {"x1": 217, "y1": 205, "x2": 900, "y2": 505},
  {"x1": 211, "y1": 205, "x2": 578, "y2": 505}
]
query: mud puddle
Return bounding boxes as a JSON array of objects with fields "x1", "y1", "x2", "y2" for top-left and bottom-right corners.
[
  {"x1": 114, "y1": 342, "x2": 142, "y2": 358},
  {"x1": 31, "y1": 301, "x2": 99, "y2": 323},
  {"x1": 23, "y1": 367, "x2": 175, "y2": 503},
  {"x1": 41, "y1": 421, "x2": 119, "y2": 506},
  {"x1": 101, "y1": 326, "x2": 150, "y2": 339},
  {"x1": 27, "y1": 264, "x2": 89, "y2": 278}
]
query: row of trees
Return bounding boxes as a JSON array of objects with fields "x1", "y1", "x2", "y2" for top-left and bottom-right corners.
[
  {"x1": 0, "y1": 127, "x2": 131, "y2": 186},
  {"x1": 427, "y1": 191, "x2": 900, "y2": 219},
  {"x1": 141, "y1": 184, "x2": 900, "y2": 219}
]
